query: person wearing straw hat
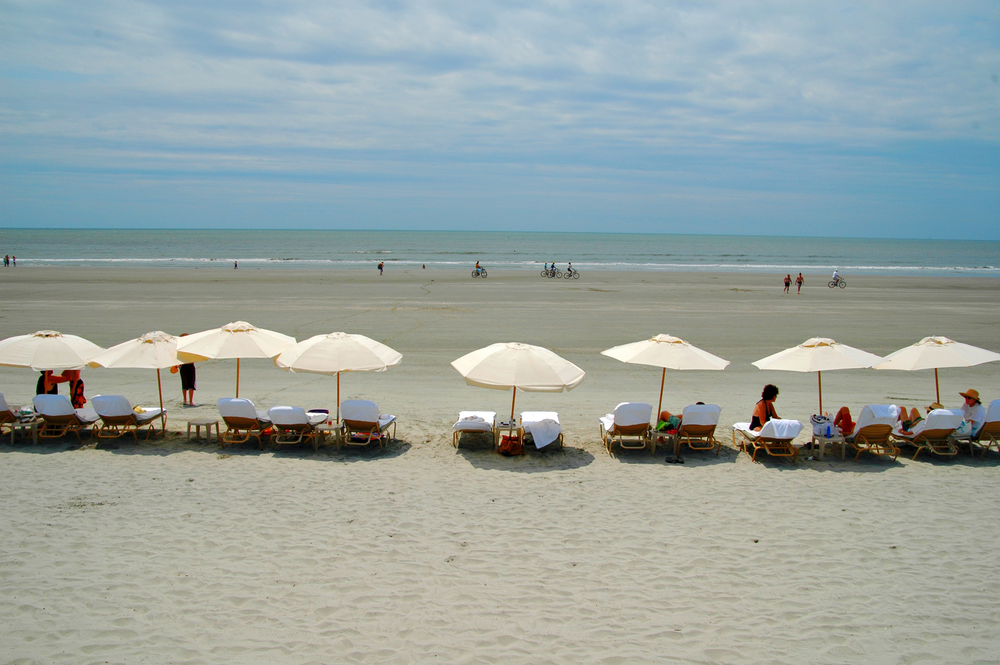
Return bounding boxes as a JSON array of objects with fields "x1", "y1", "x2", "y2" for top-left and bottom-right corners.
[{"x1": 960, "y1": 389, "x2": 986, "y2": 438}]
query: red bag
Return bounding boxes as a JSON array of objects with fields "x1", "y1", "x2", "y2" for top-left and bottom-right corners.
[{"x1": 499, "y1": 434, "x2": 523, "y2": 456}]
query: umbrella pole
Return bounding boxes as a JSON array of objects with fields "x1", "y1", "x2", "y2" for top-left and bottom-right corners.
[
  {"x1": 156, "y1": 368, "x2": 166, "y2": 437},
  {"x1": 657, "y1": 368, "x2": 666, "y2": 420},
  {"x1": 934, "y1": 368, "x2": 940, "y2": 404},
  {"x1": 236, "y1": 358, "x2": 240, "y2": 398},
  {"x1": 818, "y1": 371, "x2": 823, "y2": 414},
  {"x1": 510, "y1": 387, "x2": 517, "y2": 436},
  {"x1": 336, "y1": 372, "x2": 341, "y2": 422}
]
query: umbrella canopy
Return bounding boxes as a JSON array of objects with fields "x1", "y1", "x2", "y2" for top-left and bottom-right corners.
[
  {"x1": 275, "y1": 332, "x2": 402, "y2": 420},
  {"x1": 601, "y1": 333, "x2": 730, "y2": 418},
  {"x1": 752, "y1": 337, "x2": 885, "y2": 413},
  {"x1": 873, "y1": 336, "x2": 1000, "y2": 403},
  {"x1": 0, "y1": 330, "x2": 105, "y2": 370},
  {"x1": 88, "y1": 330, "x2": 178, "y2": 434},
  {"x1": 451, "y1": 342, "x2": 586, "y2": 426},
  {"x1": 176, "y1": 321, "x2": 295, "y2": 397}
]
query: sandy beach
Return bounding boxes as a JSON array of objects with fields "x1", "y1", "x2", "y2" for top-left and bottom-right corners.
[{"x1": 2, "y1": 267, "x2": 1000, "y2": 663}]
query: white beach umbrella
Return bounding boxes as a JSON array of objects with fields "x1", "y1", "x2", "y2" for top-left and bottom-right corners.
[
  {"x1": 752, "y1": 337, "x2": 885, "y2": 413},
  {"x1": 873, "y1": 336, "x2": 1000, "y2": 403},
  {"x1": 88, "y1": 330, "x2": 179, "y2": 434},
  {"x1": 176, "y1": 321, "x2": 296, "y2": 397},
  {"x1": 601, "y1": 334, "x2": 730, "y2": 418},
  {"x1": 0, "y1": 330, "x2": 104, "y2": 370},
  {"x1": 275, "y1": 332, "x2": 403, "y2": 420},
  {"x1": 451, "y1": 342, "x2": 586, "y2": 428}
]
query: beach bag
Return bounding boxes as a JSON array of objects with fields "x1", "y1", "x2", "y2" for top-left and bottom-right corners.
[
  {"x1": 811, "y1": 414, "x2": 834, "y2": 436},
  {"x1": 499, "y1": 434, "x2": 523, "y2": 456}
]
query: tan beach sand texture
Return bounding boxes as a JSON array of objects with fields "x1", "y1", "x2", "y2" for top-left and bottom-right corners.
[{"x1": 2, "y1": 267, "x2": 999, "y2": 664}]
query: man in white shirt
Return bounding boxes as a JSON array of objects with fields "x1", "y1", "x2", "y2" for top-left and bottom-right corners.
[{"x1": 960, "y1": 389, "x2": 986, "y2": 438}]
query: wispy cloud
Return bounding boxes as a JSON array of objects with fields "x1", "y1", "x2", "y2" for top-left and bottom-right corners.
[{"x1": 1, "y1": 1, "x2": 998, "y2": 235}]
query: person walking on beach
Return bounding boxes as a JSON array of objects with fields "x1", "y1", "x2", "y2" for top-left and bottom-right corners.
[
  {"x1": 3, "y1": 255, "x2": 8, "y2": 267},
  {"x1": 234, "y1": 260, "x2": 238, "y2": 269},
  {"x1": 783, "y1": 274, "x2": 791, "y2": 294},
  {"x1": 378, "y1": 261, "x2": 384, "y2": 275},
  {"x1": 11, "y1": 256, "x2": 15, "y2": 267},
  {"x1": 795, "y1": 273, "x2": 804, "y2": 294}
]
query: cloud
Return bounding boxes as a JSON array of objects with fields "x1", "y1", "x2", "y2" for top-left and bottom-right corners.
[{"x1": 0, "y1": 1, "x2": 998, "y2": 235}]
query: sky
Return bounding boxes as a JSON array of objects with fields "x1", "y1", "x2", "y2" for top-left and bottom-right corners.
[{"x1": 1, "y1": 1, "x2": 998, "y2": 238}]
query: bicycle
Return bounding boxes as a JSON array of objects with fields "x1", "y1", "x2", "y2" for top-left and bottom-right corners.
[
  {"x1": 472, "y1": 268, "x2": 488, "y2": 278},
  {"x1": 827, "y1": 278, "x2": 846, "y2": 289},
  {"x1": 563, "y1": 268, "x2": 580, "y2": 280}
]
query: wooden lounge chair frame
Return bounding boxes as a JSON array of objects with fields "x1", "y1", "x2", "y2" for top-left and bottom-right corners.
[
  {"x1": 601, "y1": 421, "x2": 651, "y2": 455},
  {"x1": 270, "y1": 422, "x2": 319, "y2": 450},
  {"x1": 342, "y1": 418, "x2": 396, "y2": 450},
  {"x1": 220, "y1": 415, "x2": 271, "y2": 449},
  {"x1": 268, "y1": 407, "x2": 326, "y2": 451},
  {"x1": 673, "y1": 423, "x2": 722, "y2": 457},
  {"x1": 38, "y1": 414, "x2": 96, "y2": 442},
  {"x1": 96, "y1": 413, "x2": 161, "y2": 442},
  {"x1": 732, "y1": 428, "x2": 798, "y2": 463},
  {"x1": 970, "y1": 421, "x2": 1000, "y2": 458},
  {"x1": 452, "y1": 412, "x2": 499, "y2": 450},
  {"x1": 0, "y1": 407, "x2": 16, "y2": 438},
  {"x1": 845, "y1": 424, "x2": 899, "y2": 461},
  {"x1": 892, "y1": 428, "x2": 958, "y2": 460}
]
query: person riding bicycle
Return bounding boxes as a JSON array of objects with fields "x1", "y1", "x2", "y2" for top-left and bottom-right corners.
[
  {"x1": 474, "y1": 261, "x2": 484, "y2": 277},
  {"x1": 567, "y1": 262, "x2": 573, "y2": 275},
  {"x1": 831, "y1": 268, "x2": 841, "y2": 286}
]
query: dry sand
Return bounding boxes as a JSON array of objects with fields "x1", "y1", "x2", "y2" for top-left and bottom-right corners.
[{"x1": 1, "y1": 267, "x2": 999, "y2": 664}]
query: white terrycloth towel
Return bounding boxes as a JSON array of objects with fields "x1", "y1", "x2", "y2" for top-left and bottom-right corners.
[
  {"x1": 758, "y1": 419, "x2": 803, "y2": 440},
  {"x1": 845, "y1": 404, "x2": 899, "y2": 441},
  {"x1": 218, "y1": 398, "x2": 271, "y2": 423},
  {"x1": 33, "y1": 394, "x2": 99, "y2": 424},
  {"x1": 0, "y1": 393, "x2": 15, "y2": 415},
  {"x1": 341, "y1": 399, "x2": 395, "y2": 429},
  {"x1": 521, "y1": 411, "x2": 561, "y2": 449},
  {"x1": 894, "y1": 408, "x2": 962, "y2": 438},
  {"x1": 92, "y1": 395, "x2": 162, "y2": 423},
  {"x1": 453, "y1": 411, "x2": 496, "y2": 432},
  {"x1": 986, "y1": 399, "x2": 1000, "y2": 424},
  {"x1": 268, "y1": 406, "x2": 326, "y2": 427},
  {"x1": 680, "y1": 404, "x2": 721, "y2": 427}
]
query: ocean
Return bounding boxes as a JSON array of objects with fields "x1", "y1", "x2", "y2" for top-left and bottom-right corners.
[{"x1": 0, "y1": 229, "x2": 997, "y2": 276}]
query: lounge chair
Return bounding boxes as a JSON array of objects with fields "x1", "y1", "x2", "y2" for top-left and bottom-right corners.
[
  {"x1": 520, "y1": 411, "x2": 563, "y2": 450},
  {"x1": 340, "y1": 399, "x2": 396, "y2": 450},
  {"x1": 969, "y1": 399, "x2": 1000, "y2": 458},
  {"x1": 91, "y1": 394, "x2": 164, "y2": 442},
  {"x1": 267, "y1": 406, "x2": 327, "y2": 450},
  {"x1": 218, "y1": 397, "x2": 272, "y2": 448},
  {"x1": 732, "y1": 419, "x2": 803, "y2": 463},
  {"x1": 0, "y1": 393, "x2": 19, "y2": 437},
  {"x1": 452, "y1": 411, "x2": 498, "y2": 449},
  {"x1": 890, "y1": 408, "x2": 962, "y2": 459},
  {"x1": 599, "y1": 402, "x2": 652, "y2": 455},
  {"x1": 671, "y1": 404, "x2": 722, "y2": 457},
  {"x1": 33, "y1": 394, "x2": 99, "y2": 441},
  {"x1": 840, "y1": 404, "x2": 901, "y2": 461}
]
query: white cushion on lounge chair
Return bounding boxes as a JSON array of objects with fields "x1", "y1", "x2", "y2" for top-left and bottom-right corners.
[
  {"x1": 894, "y1": 408, "x2": 962, "y2": 438},
  {"x1": 268, "y1": 406, "x2": 326, "y2": 427},
  {"x1": 0, "y1": 393, "x2": 14, "y2": 414},
  {"x1": 33, "y1": 394, "x2": 99, "y2": 424},
  {"x1": 521, "y1": 411, "x2": 561, "y2": 449},
  {"x1": 453, "y1": 411, "x2": 496, "y2": 432},
  {"x1": 845, "y1": 404, "x2": 899, "y2": 441},
  {"x1": 680, "y1": 404, "x2": 721, "y2": 426},
  {"x1": 341, "y1": 399, "x2": 395, "y2": 428},
  {"x1": 985, "y1": 400, "x2": 1000, "y2": 425},
  {"x1": 92, "y1": 395, "x2": 162, "y2": 423},
  {"x1": 734, "y1": 419, "x2": 802, "y2": 440},
  {"x1": 218, "y1": 398, "x2": 271, "y2": 423},
  {"x1": 599, "y1": 402, "x2": 652, "y2": 432}
]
